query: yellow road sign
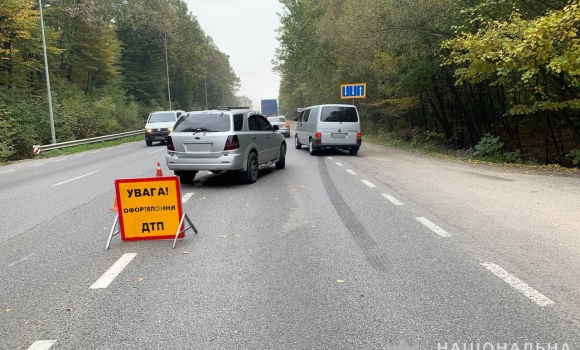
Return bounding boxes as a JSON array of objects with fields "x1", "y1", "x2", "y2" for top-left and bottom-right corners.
[{"x1": 114, "y1": 176, "x2": 184, "y2": 241}]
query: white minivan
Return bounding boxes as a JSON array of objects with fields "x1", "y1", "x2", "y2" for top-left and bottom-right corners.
[
  {"x1": 294, "y1": 104, "x2": 362, "y2": 155},
  {"x1": 145, "y1": 110, "x2": 184, "y2": 146}
]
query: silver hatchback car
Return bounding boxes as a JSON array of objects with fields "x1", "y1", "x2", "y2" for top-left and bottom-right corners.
[{"x1": 166, "y1": 107, "x2": 287, "y2": 184}]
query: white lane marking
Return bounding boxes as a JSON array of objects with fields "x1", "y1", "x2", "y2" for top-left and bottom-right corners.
[
  {"x1": 31, "y1": 163, "x2": 44, "y2": 167},
  {"x1": 148, "y1": 148, "x2": 164, "y2": 155},
  {"x1": 52, "y1": 171, "x2": 99, "y2": 186},
  {"x1": 327, "y1": 157, "x2": 334, "y2": 160},
  {"x1": 361, "y1": 180, "x2": 376, "y2": 188},
  {"x1": 182, "y1": 192, "x2": 194, "y2": 203},
  {"x1": 416, "y1": 217, "x2": 451, "y2": 237},
  {"x1": 345, "y1": 169, "x2": 357, "y2": 175},
  {"x1": 335, "y1": 162, "x2": 344, "y2": 167},
  {"x1": 90, "y1": 253, "x2": 137, "y2": 289},
  {"x1": 0, "y1": 169, "x2": 16, "y2": 174},
  {"x1": 90, "y1": 150, "x2": 100, "y2": 154},
  {"x1": 382, "y1": 193, "x2": 404, "y2": 206},
  {"x1": 27, "y1": 340, "x2": 57, "y2": 350},
  {"x1": 8, "y1": 253, "x2": 35, "y2": 267},
  {"x1": 54, "y1": 158, "x2": 66, "y2": 162},
  {"x1": 481, "y1": 262, "x2": 554, "y2": 307}
]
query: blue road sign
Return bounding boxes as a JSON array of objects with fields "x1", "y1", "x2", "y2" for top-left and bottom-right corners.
[{"x1": 340, "y1": 83, "x2": 366, "y2": 99}]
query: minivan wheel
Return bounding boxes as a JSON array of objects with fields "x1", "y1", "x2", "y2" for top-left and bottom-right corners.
[
  {"x1": 309, "y1": 139, "x2": 317, "y2": 155},
  {"x1": 175, "y1": 170, "x2": 197, "y2": 184},
  {"x1": 240, "y1": 152, "x2": 259, "y2": 184},
  {"x1": 276, "y1": 144, "x2": 286, "y2": 169},
  {"x1": 294, "y1": 135, "x2": 302, "y2": 149},
  {"x1": 349, "y1": 148, "x2": 359, "y2": 156}
]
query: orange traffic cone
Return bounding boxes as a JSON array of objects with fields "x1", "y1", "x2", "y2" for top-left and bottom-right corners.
[
  {"x1": 109, "y1": 196, "x2": 118, "y2": 211},
  {"x1": 156, "y1": 162, "x2": 164, "y2": 177}
]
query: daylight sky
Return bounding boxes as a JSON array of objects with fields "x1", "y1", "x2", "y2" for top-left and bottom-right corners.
[{"x1": 184, "y1": 0, "x2": 284, "y2": 110}]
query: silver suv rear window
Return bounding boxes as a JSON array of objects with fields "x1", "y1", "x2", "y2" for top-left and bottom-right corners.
[
  {"x1": 174, "y1": 113, "x2": 231, "y2": 132},
  {"x1": 320, "y1": 106, "x2": 358, "y2": 123}
]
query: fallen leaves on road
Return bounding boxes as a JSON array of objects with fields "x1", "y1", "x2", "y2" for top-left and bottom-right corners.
[
  {"x1": 337, "y1": 279, "x2": 345, "y2": 283},
  {"x1": 300, "y1": 185, "x2": 305, "y2": 188},
  {"x1": 138, "y1": 277, "x2": 145, "y2": 282},
  {"x1": 6, "y1": 309, "x2": 11, "y2": 312},
  {"x1": 220, "y1": 235, "x2": 227, "y2": 238},
  {"x1": 182, "y1": 251, "x2": 188, "y2": 254},
  {"x1": 200, "y1": 196, "x2": 206, "y2": 200},
  {"x1": 66, "y1": 308, "x2": 72, "y2": 312}
]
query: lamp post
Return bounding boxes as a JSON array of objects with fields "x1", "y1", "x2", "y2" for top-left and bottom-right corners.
[
  {"x1": 164, "y1": 33, "x2": 172, "y2": 110},
  {"x1": 38, "y1": 0, "x2": 56, "y2": 144}
]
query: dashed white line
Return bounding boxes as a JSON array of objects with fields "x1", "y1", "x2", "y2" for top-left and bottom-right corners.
[
  {"x1": 481, "y1": 262, "x2": 554, "y2": 307},
  {"x1": 327, "y1": 157, "x2": 334, "y2": 160},
  {"x1": 27, "y1": 340, "x2": 57, "y2": 350},
  {"x1": 148, "y1": 149, "x2": 164, "y2": 154},
  {"x1": 416, "y1": 217, "x2": 451, "y2": 237},
  {"x1": 182, "y1": 192, "x2": 194, "y2": 203},
  {"x1": 335, "y1": 162, "x2": 344, "y2": 167},
  {"x1": 31, "y1": 163, "x2": 44, "y2": 167},
  {"x1": 0, "y1": 169, "x2": 16, "y2": 174},
  {"x1": 382, "y1": 193, "x2": 404, "y2": 206},
  {"x1": 361, "y1": 180, "x2": 376, "y2": 188},
  {"x1": 52, "y1": 171, "x2": 99, "y2": 186},
  {"x1": 90, "y1": 253, "x2": 137, "y2": 289},
  {"x1": 90, "y1": 150, "x2": 100, "y2": 154},
  {"x1": 345, "y1": 169, "x2": 357, "y2": 175},
  {"x1": 54, "y1": 158, "x2": 66, "y2": 162},
  {"x1": 8, "y1": 253, "x2": 35, "y2": 267}
]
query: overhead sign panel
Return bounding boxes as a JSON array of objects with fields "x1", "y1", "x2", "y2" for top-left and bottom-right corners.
[
  {"x1": 114, "y1": 176, "x2": 184, "y2": 241},
  {"x1": 340, "y1": 83, "x2": 366, "y2": 99}
]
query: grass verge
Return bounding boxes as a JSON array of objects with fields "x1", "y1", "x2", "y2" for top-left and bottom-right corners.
[{"x1": 34, "y1": 135, "x2": 143, "y2": 159}]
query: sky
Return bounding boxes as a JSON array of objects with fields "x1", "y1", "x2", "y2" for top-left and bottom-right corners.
[{"x1": 184, "y1": 0, "x2": 284, "y2": 110}]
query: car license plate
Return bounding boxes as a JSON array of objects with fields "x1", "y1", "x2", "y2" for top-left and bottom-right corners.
[
  {"x1": 155, "y1": 136, "x2": 166, "y2": 140},
  {"x1": 331, "y1": 133, "x2": 347, "y2": 138},
  {"x1": 185, "y1": 143, "x2": 212, "y2": 153}
]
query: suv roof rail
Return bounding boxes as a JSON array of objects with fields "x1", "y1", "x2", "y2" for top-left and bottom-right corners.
[{"x1": 210, "y1": 106, "x2": 251, "y2": 111}]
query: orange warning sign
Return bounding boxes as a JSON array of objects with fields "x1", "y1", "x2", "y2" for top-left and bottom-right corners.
[{"x1": 114, "y1": 176, "x2": 184, "y2": 241}]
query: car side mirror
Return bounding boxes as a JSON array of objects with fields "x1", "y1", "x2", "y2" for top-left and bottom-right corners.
[{"x1": 272, "y1": 125, "x2": 280, "y2": 131}]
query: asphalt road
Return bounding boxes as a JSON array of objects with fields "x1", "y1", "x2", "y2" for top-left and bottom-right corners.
[{"x1": 1, "y1": 135, "x2": 579, "y2": 350}]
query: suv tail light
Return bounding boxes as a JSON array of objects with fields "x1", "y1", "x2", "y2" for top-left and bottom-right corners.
[
  {"x1": 224, "y1": 135, "x2": 240, "y2": 151},
  {"x1": 314, "y1": 132, "x2": 322, "y2": 139},
  {"x1": 167, "y1": 136, "x2": 175, "y2": 151}
]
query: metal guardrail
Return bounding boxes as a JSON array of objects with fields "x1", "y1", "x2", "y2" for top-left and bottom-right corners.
[{"x1": 33, "y1": 129, "x2": 144, "y2": 154}]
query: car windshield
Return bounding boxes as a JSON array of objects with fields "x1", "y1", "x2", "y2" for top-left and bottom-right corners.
[
  {"x1": 174, "y1": 113, "x2": 231, "y2": 132},
  {"x1": 268, "y1": 117, "x2": 286, "y2": 122},
  {"x1": 320, "y1": 106, "x2": 358, "y2": 123},
  {"x1": 148, "y1": 112, "x2": 176, "y2": 123}
]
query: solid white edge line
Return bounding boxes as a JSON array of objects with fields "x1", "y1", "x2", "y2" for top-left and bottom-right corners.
[
  {"x1": 148, "y1": 149, "x2": 164, "y2": 154},
  {"x1": 27, "y1": 340, "x2": 57, "y2": 350},
  {"x1": 89, "y1": 253, "x2": 137, "y2": 289},
  {"x1": 327, "y1": 157, "x2": 334, "y2": 159},
  {"x1": 382, "y1": 193, "x2": 404, "y2": 206},
  {"x1": 0, "y1": 169, "x2": 16, "y2": 174},
  {"x1": 52, "y1": 171, "x2": 99, "y2": 186},
  {"x1": 334, "y1": 162, "x2": 344, "y2": 167},
  {"x1": 415, "y1": 217, "x2": 451, "y2": 237},
  {"x1": 182, "y1": 192, "x2": 194, "y2": 203},
  {"x1": 31, "y1": 163, "x2": 44, "y2": 167},
  {"x1": 481, "y1": 262, "x2": 554, "y2": 307},
  {"x1": 345, "y1": 169, "x2": 357, "y2": 175},
  {"x1": 361, "y1": 180, "x2": 377, "y2": 188}
]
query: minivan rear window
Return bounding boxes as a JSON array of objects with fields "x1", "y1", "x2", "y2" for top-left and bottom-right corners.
[
  {"x1": 174, "y1": 113, "x2": 231, "y2": 132},
  {"x1": 320, "y1": 106, "x2": 358, "y2": 123}
]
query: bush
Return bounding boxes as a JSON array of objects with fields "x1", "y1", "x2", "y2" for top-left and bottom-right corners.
[
  {"x1": 567, "y1": 149, "x2": 580, "y2": 165},
  {"x1": 474, "y1": 134, "x2": 504, "y2": 157}
]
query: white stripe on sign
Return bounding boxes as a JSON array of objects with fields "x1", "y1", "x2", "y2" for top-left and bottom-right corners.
[
  {"x1": 345, "y1": 169, "x2": 357, "y2": 175},
  {"x1": 53, "y1": 171, "x2": 99, "y2": 186},
  {"x1": 327, "y1": 157, "x2": 334, "y2": 160},
  {"x1": 334, "y1": 162, "x2": 344, "y2": 167},
  {"x1": 416, "y1": 217, "x2": 451, "y2": 237},
  {"x1": 0, "y1": 169, "x2": 16, "y2": 175},
  {"x1": 382, "y1": 193, "x2": 403, "y2": 206},
  {"x1": 481, "y1": 262, "x2": 554, "y2": 307},
  {"x1": 182, "y1": 192, "x2": 194, "y2": 203},
  {"x1": 90, "y1": 253, "x2": 137, "y2": 289},
  {"x1": 148, "y1": 148, "x2": 164, "y2": 155},
  {"x1": 361, "y1": 180, "x2": 376, "y2": 188},
  {"x1": 27, "y1": 340, "x2": 57, "y2": 350}
]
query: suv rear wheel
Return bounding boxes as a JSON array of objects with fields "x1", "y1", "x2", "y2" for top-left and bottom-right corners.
[
  {"x1": 240, "y1": 152, "x2": 259, "y2": 184},
  {"x1": 175, "y1": 170, "x2": 197, "y2": 184}
]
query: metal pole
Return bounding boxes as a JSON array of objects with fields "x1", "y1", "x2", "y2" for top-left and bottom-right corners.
[
  {"x1": 164, "y1": 33, "x2": 172, "y2": 110},
  {"x1": 221, "y1": 79, "x2": 225, "y2": 105},
  {"x1": 39, "y1": 0, "x2": 56, "y2": 144},
  {"x1": 204, "y1": 73, "x2": 208, "y2": 109}
]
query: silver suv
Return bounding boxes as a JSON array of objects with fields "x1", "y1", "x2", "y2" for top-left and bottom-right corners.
[{"x1": 166, "y1": 107, "x2": 287, "y2": 184}]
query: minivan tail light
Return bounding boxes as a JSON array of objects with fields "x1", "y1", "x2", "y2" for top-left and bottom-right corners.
[
  {"x1": 356, "y1": 133, "x2": 362, "y2": 140},
  {"x1": 314, "y1": 132, "x2": 322, "y2": 139},
  {"x1": 224, "y1": 135, "x2": 240, "y2": 151},
  {"x1": 167, "y1": 136, "x2": 175, "y2": 151}
]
